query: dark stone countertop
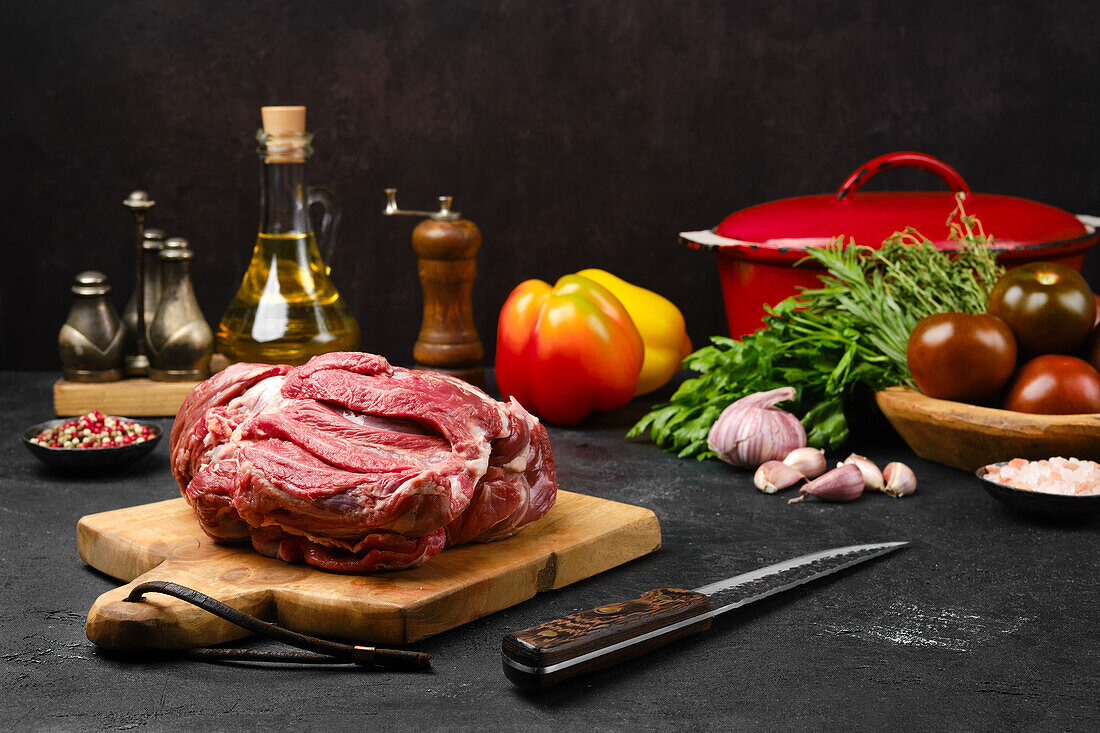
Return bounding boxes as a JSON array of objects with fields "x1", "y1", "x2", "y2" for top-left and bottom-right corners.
[{"x1": 1, "y1": 370, "x2": 1097, "y2": 731}]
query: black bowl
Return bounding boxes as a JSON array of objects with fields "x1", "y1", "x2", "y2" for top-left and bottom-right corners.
[
  {"x1": 23, "y1": 417, "x2": 163, "y2": 472},
  {"x1": 976, "y1": 462, "x2": 1100, "y2": 522}
]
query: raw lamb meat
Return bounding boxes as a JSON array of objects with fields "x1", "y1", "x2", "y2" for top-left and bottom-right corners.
[{"x1": 169, "y1": 352, "x2": 557, "y2": 572}]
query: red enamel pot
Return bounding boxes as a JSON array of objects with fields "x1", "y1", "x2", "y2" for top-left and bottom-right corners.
[{"x1": 681, "y1": 151, "x2": 1099, "y2": 339}]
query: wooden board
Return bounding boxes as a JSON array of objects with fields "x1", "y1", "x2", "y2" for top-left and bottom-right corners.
[
  {"x1": 55, "y1": 377, "x2": 200, "y2": 417},
  {"x1": 54, "y1": 355, "x2": 229, "y2": 417},
  {"x1": 79, "y1": 492, "x2": 661, "y2": 650},
  {"x1": 875, "y1": 386, "x2": 1100, "y2": 471}
]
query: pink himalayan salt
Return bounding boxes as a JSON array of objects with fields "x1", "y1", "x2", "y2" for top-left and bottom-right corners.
[{"x1": 984, "y1": 457, "x2": 1100, "y2": 496}]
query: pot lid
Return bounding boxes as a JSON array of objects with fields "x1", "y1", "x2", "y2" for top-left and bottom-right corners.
[{"x1": 710, "y1": 152, "x2": 1091, "y2": 255}]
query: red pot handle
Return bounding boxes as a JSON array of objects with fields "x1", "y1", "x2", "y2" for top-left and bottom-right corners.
[{"x1": 835, "y1": 151, "x2": 972, "y2": 200}]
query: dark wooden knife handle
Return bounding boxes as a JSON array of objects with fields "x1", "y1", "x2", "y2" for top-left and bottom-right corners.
[{"x1": 502, "y1": 588, "x2": 712, "y2": 689}]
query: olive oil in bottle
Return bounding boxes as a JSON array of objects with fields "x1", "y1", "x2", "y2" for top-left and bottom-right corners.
[{"x1": 216, "y1": 106, "x2": 360, "y2": 365}]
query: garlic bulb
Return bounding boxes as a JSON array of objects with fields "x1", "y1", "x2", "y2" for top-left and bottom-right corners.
[
  {"x1": 707, "y1": 387, "x2": 806, "y2": 468},
  {"x1": 783, "y1": 447, "x2": 827, "y2": 479},
  {"x1": 843, "y1": 453, "x2": 884, "y2": 491}
]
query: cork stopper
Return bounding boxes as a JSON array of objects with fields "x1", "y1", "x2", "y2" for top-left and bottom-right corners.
[{"x1": 261, "y1": 106, "x2": 306, "y2": 134}]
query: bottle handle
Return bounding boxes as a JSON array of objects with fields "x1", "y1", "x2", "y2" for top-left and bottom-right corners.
[
  {"x1": 835, "y1": 151, "x2": 971, "y2": 200},
  {"x1": 308, "y1": 185, "x2": 342, "y2": 265}
]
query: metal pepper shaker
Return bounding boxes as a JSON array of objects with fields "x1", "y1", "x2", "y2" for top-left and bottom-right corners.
[
  {"x1": 147, "y1": 239, "x2": 214, "y2": 381},
  {"x1": 121, "y1": 227, "x2": 166, "y2": 359},
  {"x1": 58, "y1": 271, "x2": 125, "y2": 382},
  {"x1": 159, "y1": 237, "x2": 190, "y2": 295}
]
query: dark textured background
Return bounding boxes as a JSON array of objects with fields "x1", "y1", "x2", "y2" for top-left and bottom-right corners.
[{"x1": 5, "y1": 0, "x2": 1100, "y2": 369}]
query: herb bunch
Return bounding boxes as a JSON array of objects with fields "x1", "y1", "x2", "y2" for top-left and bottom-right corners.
[{"x1": 628, "y1": 195, "x2": 1003, "y2": 457}]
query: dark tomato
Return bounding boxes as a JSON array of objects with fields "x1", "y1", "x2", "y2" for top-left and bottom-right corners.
[
  {"x1": 987, "y1": 262, "x2": 1096, "y2": 357},
  {"x1": 1082, "y1": 293, "x2": 1100, "y2": 371},
  {"x1": 907, "y1": 312, "x2": 1017, "y2": 402},
  {"x1": 1084, "y1": 316, "x2": 1100, "y2": 367},
  {"x1": 1003, "y1": 354, "x2": 1100, "y2": 414}
]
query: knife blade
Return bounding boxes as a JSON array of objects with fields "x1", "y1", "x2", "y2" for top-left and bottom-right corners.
[{"x1": 502, "y1": 541, "x2": 906, "y2": 689}]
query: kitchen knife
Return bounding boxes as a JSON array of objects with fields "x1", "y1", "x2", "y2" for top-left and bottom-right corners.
[{"x1": 502, "y1": 541, "x2": 906, "y2": 689}]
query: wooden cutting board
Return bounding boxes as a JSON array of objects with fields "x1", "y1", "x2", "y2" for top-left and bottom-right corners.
[{"x1": 79, "y1": 491, "x2": 661, "y2": 649}]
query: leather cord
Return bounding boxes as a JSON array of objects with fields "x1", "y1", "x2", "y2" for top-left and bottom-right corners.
[{"x1": 125, "y1": 580, "x2": 431, "y2": 670}]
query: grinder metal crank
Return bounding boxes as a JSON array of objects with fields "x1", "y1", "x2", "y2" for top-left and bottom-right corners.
[{"x1": 383, "y1": 188, "x2": 485, "y2": 387}]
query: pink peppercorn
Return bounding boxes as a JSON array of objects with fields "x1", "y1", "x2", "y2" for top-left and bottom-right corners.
[{"x1": 34, "y1": 412, "x2": 154, "y2": 450}]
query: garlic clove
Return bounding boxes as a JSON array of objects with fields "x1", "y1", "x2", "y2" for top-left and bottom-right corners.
[
  {"x1": 783, "y1": 447, "x2": 827, "y2": 479},
  {"x1": 754, "y1": 460, "x2": 804, "y2": 494},
  {"x1": 843, "y1": 453, "x2": 884, "y2": 491},
  {"x1": 788, "y1": 463, "x2": 864, "y2": 504},
  {"x1": 882, "y1": 462, "x2": 917, "y2": 497}
]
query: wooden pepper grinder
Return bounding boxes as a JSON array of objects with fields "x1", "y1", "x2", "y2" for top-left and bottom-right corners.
[{"x1": 383, "y1": 189, "x2": 484, "y2": 387}]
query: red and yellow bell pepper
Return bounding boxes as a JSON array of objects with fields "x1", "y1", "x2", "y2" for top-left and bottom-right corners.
[
  {"x1": 496, "y1": 274, "x2": 644, "y2": 425},
  {"x1": 576, "y1": 269, "x2": 692, "y2": 395}
]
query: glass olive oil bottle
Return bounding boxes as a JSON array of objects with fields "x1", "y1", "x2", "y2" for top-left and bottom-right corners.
[{"x1": 216, "y1": 106, "x2": 360, "y2": 365}]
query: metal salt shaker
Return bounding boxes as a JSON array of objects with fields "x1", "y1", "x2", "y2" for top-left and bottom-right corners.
[
  {"x1": 121, "y1": 227, "x2": 165, "y2": 360},
  {"x1": 58, "y1": 271, "x2": 125, "y2": 382},
  {"x1": 147, "y1": 239, "x2": 214, "y2": 381}
]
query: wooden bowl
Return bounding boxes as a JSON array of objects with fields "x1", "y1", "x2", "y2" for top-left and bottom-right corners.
[{"x1": 874, "y1": 386, "x2": 1100, "y2": 472}]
